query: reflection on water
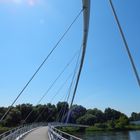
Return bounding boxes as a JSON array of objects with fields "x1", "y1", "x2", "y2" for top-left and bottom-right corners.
[{"x1": 74, "y1": 130, "x2": 140, "y2": 140}]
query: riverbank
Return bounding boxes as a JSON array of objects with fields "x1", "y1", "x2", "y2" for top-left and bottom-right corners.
[
  {"x1": 86, "y1": 124, "x2": 140, "y2": 132},
  {"x1": 58, "y1": 124, "x2": 140, "y2": 134}
]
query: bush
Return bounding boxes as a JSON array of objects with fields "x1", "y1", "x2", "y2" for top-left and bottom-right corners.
[
  {"x1": 94, "y1": 123, "x2": 108, "y2": 129},
  {"x1": 115, "y1": 115, "x2": 129, "y2": 129},
  {"x1": 107, "y1": 120, "x2": 115, "y2": 129},
  {"x1": 77, "y1": 114, "x2": 96, "y2": 125}
]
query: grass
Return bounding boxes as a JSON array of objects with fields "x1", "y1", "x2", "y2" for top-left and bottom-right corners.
[
  {"x1": 125, "y1": 124, "x2": 140, "y2": 130},
  {"x1": 58, "y1": 124, "x2": 140, "y2": 134},
  {"x1": 86, "y1": 124, "x2": 140, "y2": 132},
  {"x1": 0, "y1": 127, "x2": 11, "y2": 134},
  {"x1": 58, "y1": 126, "x2": 81, "y2": 133}
]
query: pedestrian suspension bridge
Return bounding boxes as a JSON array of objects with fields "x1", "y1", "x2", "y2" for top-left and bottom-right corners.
[
  {"x1": 0, "y1": 122, "x2": 89, "y2": 140},
  {"x1": 0, "y1": 0, "x2": 140, "y2": 140}
]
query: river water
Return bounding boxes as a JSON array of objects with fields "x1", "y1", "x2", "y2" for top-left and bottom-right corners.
[{"x1": 73, "y1": 130, "x2": 140, "y2": 140}]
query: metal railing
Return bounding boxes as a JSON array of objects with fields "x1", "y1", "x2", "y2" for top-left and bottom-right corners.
[
  {"x1": 48, "y1": 123, "x2": 85, "y2": 140},
  {"x1": 0, "y1": 123, "x2": 47, "y2": 140},
  {"x1": 0, "y1": 122, "x2": 87, "y2": 140},
  {"x1": 49, "y1": 122, "x2": 88, "y2": 128}
]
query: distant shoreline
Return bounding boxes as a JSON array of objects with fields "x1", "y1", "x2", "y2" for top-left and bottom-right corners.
[
  {"x1": 86, "y1": 125, "x2": 140, "y2": 132},
  {"x1": 58, "y1": 124, "x2": 140, "y2": 134}
]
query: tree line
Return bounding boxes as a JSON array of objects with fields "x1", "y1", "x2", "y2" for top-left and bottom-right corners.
[
  {"x1": 130, "y1": 112, "x2": 140, "y2": 121},
  {"x1": 0, "y1": 102, "x2": 139, "y2": 128}
]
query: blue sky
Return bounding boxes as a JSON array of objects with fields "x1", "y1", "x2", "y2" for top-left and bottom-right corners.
[{"x1": 0, "y1": 0, "x2": 140, "y2": 116}]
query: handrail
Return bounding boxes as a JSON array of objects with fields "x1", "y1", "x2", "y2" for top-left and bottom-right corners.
[
  {"x1": 1, "y1": 122, "x2": 87, "y2": 140},
  {"x1": 48, "y1": 127, "x2": 68, "y2": 140},
  {"x1": 54, "y1": 127, "x2": 82, "y2": 140},
  {"x1": 0, "y1": 122, "x2": 47, "y2": 140},
  {"x1": 49, "y1": 122, "x2": 89, "y2": 128},
  {"x1": 0, "y1": 125, "x2": 23, "y2": 139},
  {"x1": 48, "y1": 122, "x2": 87, "y2": 140}
]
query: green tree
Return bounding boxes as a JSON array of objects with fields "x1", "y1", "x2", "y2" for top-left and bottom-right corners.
[
  {"x1": 68, "y1": 105, "x2": 86, "y2": 123},
  {"x1": 4, "y1": 108, "x2": 21, "y2": 127},
  {"x1": 77, "y1": 114, "x2": 96, "y2": 125},
  {"x1": 16, "y1": 104, "x2": 33, "y2": 123},
  {"x1": 87, "y1": 108, "x2": 104, "y2": 123},
  {"x1": 47, "y1": 103, "x2": 57, "y2": 122},
  {"x1": 35, "y1": 104, "x2": 48, "y2": 122},
  {"x1": 107, "y1": 120, "x2": 115, "y2": 129},
  {"x1": 130, "y1": 112, "x2": 140, "y2": 121},
  {"x1": 57, "y1": 102, "x2": 69, "y2": 113},
  {"x1": 115, "y1": 115, "x2": 129, "y2": 129},
  {"x1": 56, "y1": 102, "x2": 69, "y2": 122},
  {"x1": 104, "y1": 108, "x2": 122, "y2": 121}
]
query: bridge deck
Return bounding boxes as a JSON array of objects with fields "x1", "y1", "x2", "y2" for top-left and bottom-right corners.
[{"x1": 23, "y1": 126, "x2": 49, "y2": 140}]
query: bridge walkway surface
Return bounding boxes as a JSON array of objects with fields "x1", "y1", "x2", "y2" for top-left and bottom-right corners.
[{"x1": 23, "y1": 126, "x2": 49, "y2": 140}]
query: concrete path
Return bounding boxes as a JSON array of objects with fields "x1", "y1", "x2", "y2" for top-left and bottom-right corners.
[{"x1": 23, "y1": 126, "x2": 49, "y2": 140}]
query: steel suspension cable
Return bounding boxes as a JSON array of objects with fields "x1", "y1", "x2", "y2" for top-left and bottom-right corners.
[
  {"x1": 60, "y1": 46, "x2": 82, "y2": 122},
  {"x1": 36, "y1": 45, "x2": 82, "y2": 122},
  {"x1": 49, "y1": 73, "x2": 72, "y2": 104},
  {"x1": 36, "y1": 46, "x2": 82, "y2": 123},
  {"x1": 22, "y1": 50, "x2": 79, "y2": 123},
  {"x1": 109, "y1": 0, "x2": 140, "y2": 87},
  {"x1": 55, "y1": 46, "x2": 82, "y2": 122},
  {"x1": 34, "y1": 73, "x2": 72, "y2": 122},
  {"x1": 0, "y1": 8, "x2": 83, "y2": 122},
  {"x1": 55, "y1": 86, "x2": 70, "y2": 122}
]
